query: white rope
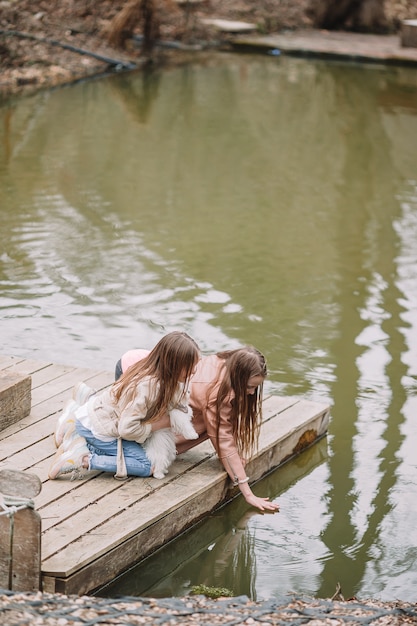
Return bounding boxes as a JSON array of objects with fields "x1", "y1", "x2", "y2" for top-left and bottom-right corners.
[{"x1": 0, "y1": 495, "x2": 34, "y2": 516}]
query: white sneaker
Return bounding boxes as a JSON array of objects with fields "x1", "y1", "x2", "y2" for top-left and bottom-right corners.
[
  {"x1": 72, "y1": 381, "x2": 96, "y2": 406},
  {"x1": 48, "y1": 438, "x2": 90, "y2": 480},
  {"x1": 54, "y1": 399, "x2": 78, "y2": 447},
  {"x1": 61, "y1": 423, "x2": 81, "y2": 451}
]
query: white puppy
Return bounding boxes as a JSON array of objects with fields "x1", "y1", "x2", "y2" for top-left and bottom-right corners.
[{"x1": 143, "y1": 394, "x2": 198, "y2": 479}]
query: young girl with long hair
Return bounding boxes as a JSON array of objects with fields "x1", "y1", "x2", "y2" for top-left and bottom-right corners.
[
  {"x1": 181, "y1": 347, "x2": 278, "y2": 512},
  {"x1": 49, "y1": 331, "x2": 200, "y2": 480}
]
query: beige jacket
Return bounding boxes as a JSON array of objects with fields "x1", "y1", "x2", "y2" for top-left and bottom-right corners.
[
  {"x1": 87, "y1": 376, "x2": 186, "y2": 478},
  {"x1": 87, "y1": 378, "x2": 156, "y2": 443}
]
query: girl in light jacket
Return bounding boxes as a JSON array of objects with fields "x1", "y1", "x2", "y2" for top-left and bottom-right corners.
[
  {"x1": 179, "y1": 347, "x2": 279, "y2": 513},
  {"x1": 48, "y1": 331, "x2": 200, "y2": 480}
]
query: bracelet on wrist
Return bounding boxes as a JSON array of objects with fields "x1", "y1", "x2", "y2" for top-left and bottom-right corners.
[{"x1": 233, "y1": 476, "x2": 250, "y2": 486}]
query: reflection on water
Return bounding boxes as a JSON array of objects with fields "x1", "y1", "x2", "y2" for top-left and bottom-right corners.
[{"x1": 1, "y1": 53, "x2": 417, "y2": 601}]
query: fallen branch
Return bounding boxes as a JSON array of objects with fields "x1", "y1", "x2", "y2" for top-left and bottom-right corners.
[
  {"x1": 0, "y1": 29, "x2": 137, "y2": 70},
  {"x1": 330, "y1": 582, "x2": 345, "y2": 601}
]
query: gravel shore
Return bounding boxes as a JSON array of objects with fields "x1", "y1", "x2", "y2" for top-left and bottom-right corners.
[{"x1": 0, "y1": 590, "x2": 416, "y2": 625}]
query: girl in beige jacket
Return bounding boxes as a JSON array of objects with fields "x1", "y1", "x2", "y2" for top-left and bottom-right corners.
[{"x1": 49, "y1": 331, "x2": 200, "y2": 480}]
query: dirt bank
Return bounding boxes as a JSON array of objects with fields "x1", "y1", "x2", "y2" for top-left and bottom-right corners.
[{"x1": 1, "y1": 1, "x2": 417, "y2": 97}]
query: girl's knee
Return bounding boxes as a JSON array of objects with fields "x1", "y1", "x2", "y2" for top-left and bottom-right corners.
[{"x1": 125, "y1": 459, "x2": 152, "y2": 477}]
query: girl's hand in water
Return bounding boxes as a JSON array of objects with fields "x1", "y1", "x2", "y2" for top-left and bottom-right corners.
[{"x1": 245, "y1": 492, "x2": 280, "y2": 512}]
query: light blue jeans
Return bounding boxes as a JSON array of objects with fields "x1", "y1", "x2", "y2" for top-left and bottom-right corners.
[{"x1": 76, "y1": 421, "x2": 152, "y2": 477}]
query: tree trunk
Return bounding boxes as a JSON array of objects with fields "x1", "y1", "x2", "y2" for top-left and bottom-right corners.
[
  {"x1": 141, "y1": 0, "x2": 159, "y2": 54},
  {"x1": 308, "y1": 0, "x2": 388, "y2": 32},
  {"x1": 106, "y1": 0, "x2": 160, "y2": 51}
]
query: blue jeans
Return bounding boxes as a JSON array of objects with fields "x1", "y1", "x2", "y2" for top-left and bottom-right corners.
[{"x1": 76, "y1": 421, "x2": 152, "y2": 477}]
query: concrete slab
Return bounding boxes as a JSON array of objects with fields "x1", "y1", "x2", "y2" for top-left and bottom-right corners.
[
  {"x1": 230, "y1": 29, "x2": 417, "y2": 66},
  {"x1": 201, "y1": 18, "x2": 258, "y2": 33}
]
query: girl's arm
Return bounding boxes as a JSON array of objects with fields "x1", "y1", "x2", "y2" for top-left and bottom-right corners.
[
  {"x1": 149, "y1": 414, "x2": 171, "y2": 431},
  {"x1": 221, "y1": 451, "x2": 279, "y2": 512},
  {"x1": 206, "y1": 404, "x2": 279, "y2": 513},
  {"x1": 117, "y1": 379, "x2": 157, "y2": 443},
  {"x1": 119, "y1": 410, "x2": 170, "y2": 440}
]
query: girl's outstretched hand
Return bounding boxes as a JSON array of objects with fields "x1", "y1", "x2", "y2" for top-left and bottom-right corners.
[{"x1": 245, "y1": 493, "x2": 280, "y2": 512}]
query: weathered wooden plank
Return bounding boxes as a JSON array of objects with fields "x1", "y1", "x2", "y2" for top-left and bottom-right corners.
[
  {"x1": 0, "y1": 410, "x2": 66, "y2": 447},
  {"x1": 0, "y1": 356, "x2": 26, "y2": 370},
  {"x1": 0, "y1": 424, "x2": 56, "y2": 462},
  {"x1": 262, "y1": 394, "x2": 300, "y2": 420},
  {"x1": 258, "y1": 398, "x2": 330, "y2": 453},
  {"x1": 43, "y1": 472, "x2": 158, "y2": 526},
  {"x1": 0, "y1": 371, "x2": 112, "y2": 452},
  {"x1": 38, "y1": 443, "x2": 215, "y2": 527},
  {"x1": 29, "y1": 365, "x2": 112, "y2": 396},
  {"x1": 247, "y1": 399, "x2": 330, "y2": 483},
  {"x1": 47, "y1": 470, "x2": 227, "y2": 595},
  {"x1": 42, "y1": 463, "x2": 226, "y2": 583},
  {"x1": 0, "y1": 432, "x2": 54, "y2": 466},
  {"x1": 0, "y1": 372, "x2": 32, "y2": 430},
  {"x1": 30, "y1": 366, "x2": 79, "y2": 391},
  {"x1": 0, "y1": 386, "x2": 101, "y2": 441},
  {"x1": 30, "y1": 367, "x2": 110, "y2": 405},
  {"x1": 39, "y1": 477, "x2": 135, "y2": 532},
  {"x1": 40, "y1": 443, "x2": 216, "y2": 559},
  {"x1": 0, "y1": 358, "x2": 53, "y2": 381}
]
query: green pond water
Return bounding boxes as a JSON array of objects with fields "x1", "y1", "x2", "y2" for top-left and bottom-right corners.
[{"x1": 1, "y1": 51, "x2": 417, "y2": 602}]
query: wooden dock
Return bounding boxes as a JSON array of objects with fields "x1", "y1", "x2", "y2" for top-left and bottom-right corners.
[{"x1": 0, "y1": 354, "x2": 330, "y2": 596}]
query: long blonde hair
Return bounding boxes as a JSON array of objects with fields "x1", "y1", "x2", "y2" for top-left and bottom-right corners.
[
  {"x1": 112, "y1": 331, "x2": 200, "y2": 422},
  {"x1": 212, "y1": 346, "x2": 267, "y2": 457}
]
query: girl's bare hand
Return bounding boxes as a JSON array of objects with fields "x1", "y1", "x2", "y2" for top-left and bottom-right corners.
[
  {"x1": 245, "y1": 493, "x2": 280, "y2": 512},
  {"x1": 150, "y1": 414, "x2": 171, "y2": 431}
]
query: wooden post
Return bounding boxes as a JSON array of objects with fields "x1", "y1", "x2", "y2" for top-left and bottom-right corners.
[
  {"x1": 175, "y1": 0, "x2": 207, "y2": 33},
  {"x1": 0, "y1": 469, "x2": 42, "y2": 591},
  {"x1": 401, "y1": 20, "x2": 417, "y2": 48}
]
